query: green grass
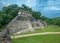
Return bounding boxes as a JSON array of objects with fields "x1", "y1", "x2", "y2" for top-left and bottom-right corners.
[
  {"x1": 13, "y1": 34, "x2": 60, "y2": 43},
  {"x1": 40, "y1": 25, "x2": 60, "y2": 32},
  {"x1": 14, "y1": 25, "x2": 60, "y2": 35}
]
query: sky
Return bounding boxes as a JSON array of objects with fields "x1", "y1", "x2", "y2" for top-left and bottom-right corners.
[{"x1": 0, "y1": 0, "x2": 60, "y2": 18}]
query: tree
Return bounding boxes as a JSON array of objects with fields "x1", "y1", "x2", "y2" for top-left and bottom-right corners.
[
  {"x1": 22, "y1": 4, "x2": 29, "y2": 10},
  {"x1": 0, "y1": 4, "x2": 20, "y2": 27},
  {"x1": 54, "y1": 17, "x2": 60, "y2": 26},
  {"x1": 32, "y1": 11, "x2": 41, "y2": 19}
]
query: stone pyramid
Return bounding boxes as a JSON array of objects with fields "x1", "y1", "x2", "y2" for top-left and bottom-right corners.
[{"x1": 5, "y1": 10, "x2": 47, "y2": 34}]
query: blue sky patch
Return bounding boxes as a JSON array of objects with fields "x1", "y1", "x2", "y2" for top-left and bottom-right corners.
[{"x1": 0, "y1": 0, "x2": 60, "y2": 18}]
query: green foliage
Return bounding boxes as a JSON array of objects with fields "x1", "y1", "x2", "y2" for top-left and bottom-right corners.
[
  {"x1": 0, "y1": 4, "x2": 20, "y2": 29},
  {"x1": 13, "y1": 34, "x2": 60, "y2": 43},
  {"x1": 52, "y1": 17, "x2": 60, "y2": 26},
  {"x1": 32, "y1": 11, "x2": 41, "y2": 19},
  {"x1": 41, "y1": 16, "x2": 60, "y2": 26},
  {"x1": 22, "y1": 4, "x2": 29, "y2": 10}
]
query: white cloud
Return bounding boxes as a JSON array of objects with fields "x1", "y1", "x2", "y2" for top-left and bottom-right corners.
[
  {"x1": 43, "y1": 6, "x2": 60, "y2": 11},
  {"x1": 25, "y1": 0, "x2": 37, "y2": 8},
  {"x1": 49, "y1": 7, "x2": 60, "y2": 10}
]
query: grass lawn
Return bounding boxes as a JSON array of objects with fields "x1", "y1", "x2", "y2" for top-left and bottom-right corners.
[
  {"x1": 40, "y1": 25, "x2": 60, "y2": 32},
  {"x1": 13, "y1": 34, "x2": 60, "y2": 43},
  {"x1": 14, "y1": 25, "x2": 60, "y2": 35}
]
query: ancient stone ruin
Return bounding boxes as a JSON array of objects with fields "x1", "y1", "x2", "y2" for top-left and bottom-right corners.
[
  {"x1": 0, "y1": 28, "x2": 12, "y2": 43},
  {"x1": 5, "y1": 10, "x2": 47, "y2": 34}
]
